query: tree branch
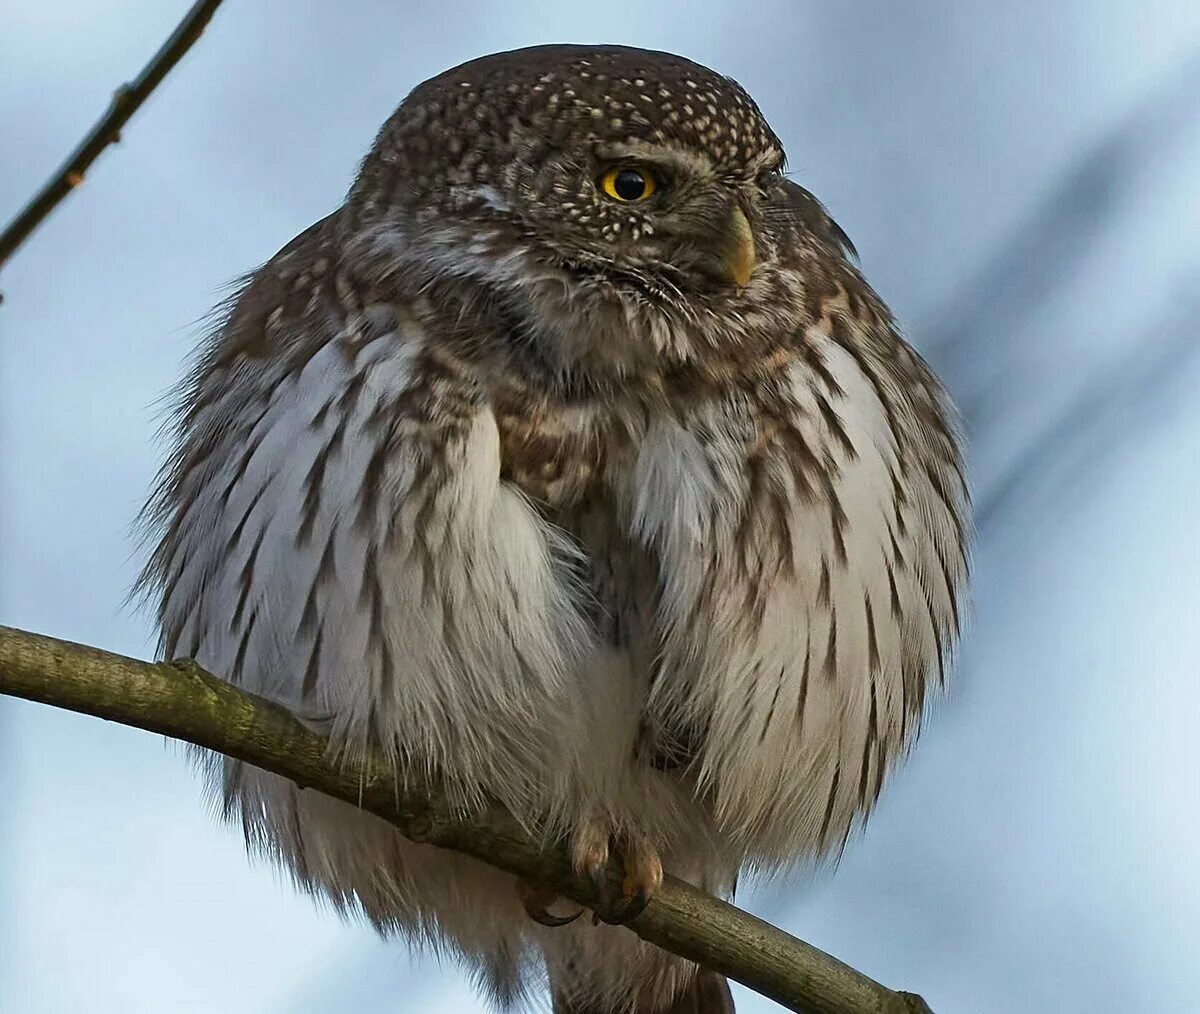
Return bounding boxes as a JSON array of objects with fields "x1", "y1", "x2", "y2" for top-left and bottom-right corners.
[
  {"x1": 0, "y1": 0, "x2": 227, "y2": 276},
  {"x1": 0, "y1": 624, "x2": 931, "y2": 1014}
]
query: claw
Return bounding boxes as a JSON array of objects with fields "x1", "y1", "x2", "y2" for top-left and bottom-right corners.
[
  {"x1": 518, "y1": 879, "x2": 583, "y2": 928},
  {"x1": 611, "y1": 885, "x2": 650, "y2": 924},
  {"x1": 571, "y1": 819, "x2": 662, "y2": 926},
  {"x1": 604, "y1": 838, "x2": 661, "y2": 923},
  {"x1": 526, "y1": 904, "x2": 584, "y2": 928},
  {"x1": 570, "y1": 816, "x2": 610, "y2": 882}
]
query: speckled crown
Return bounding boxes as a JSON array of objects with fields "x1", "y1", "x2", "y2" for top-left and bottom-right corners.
[{"x1": 348, "y1": 45, "x2": 784, "y2": 215}]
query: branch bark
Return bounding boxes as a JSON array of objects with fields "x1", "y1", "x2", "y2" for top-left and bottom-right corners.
[
  {"x1": 0, "y1": 0, "x2": 227, "y2": 276},
  {"x1": 0, "y1": 624, "x2": 932, "y2": 1014}
]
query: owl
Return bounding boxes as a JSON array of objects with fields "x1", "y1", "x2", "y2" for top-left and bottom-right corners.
[{"x1": 140, "y1": 45, "x2": 968, "y2": 1014}]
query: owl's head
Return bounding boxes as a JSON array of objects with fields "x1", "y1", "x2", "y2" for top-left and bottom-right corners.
[{"x1": 343, "y1": 45, "x2": 854, "y2": 375}]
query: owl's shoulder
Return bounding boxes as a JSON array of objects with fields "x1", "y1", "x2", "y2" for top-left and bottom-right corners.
[{"x1": 209, "y1": 212, "x2": 345, "y2": 366}]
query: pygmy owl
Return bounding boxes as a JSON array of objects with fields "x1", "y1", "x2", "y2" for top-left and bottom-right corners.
[{"x1": 141, "y1": 45, "x2": 968, "y2": 1014}]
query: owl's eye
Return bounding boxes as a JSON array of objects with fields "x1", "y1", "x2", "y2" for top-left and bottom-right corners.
[
  {"x1": 599, "y1": 166, "x2": 657, "y2": 203},
  {"x1": 756, "y1": 168, "x2": 783, "y2": 194}
]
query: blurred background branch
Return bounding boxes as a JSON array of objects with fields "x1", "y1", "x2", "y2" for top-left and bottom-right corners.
[
  {"x1": 0, "y1": 0, "x2": 226, "y2": 277},
  {"x1": 0, "y1": 623, "x2": 931, "y2": 1014}
]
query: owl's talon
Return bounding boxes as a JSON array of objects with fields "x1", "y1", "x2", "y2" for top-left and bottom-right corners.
[
  {"x1": 594, "y1": 883, "x2": 649, "y2": 925},
  {"x1": 572, "y1": 822, "x2": 662, "y2": 926},
  {"x1": 590, "y1": 862, "x2": 622, "y2": 926},
  {"x1": 620, "y1": 885, "x2": 651, "y2": 923},
  {"x1": 526, "y1": 904, "x2": 584, "y2": 928},
  {"x1": 570, "y1": 817, "x2": 610, "y2": 881},
  {"x1": 587, "y1": 860, "x2": 609, "y2": 895},
  {"x1": 518, "y1": 879, "x2": 584, "y2": 928}
]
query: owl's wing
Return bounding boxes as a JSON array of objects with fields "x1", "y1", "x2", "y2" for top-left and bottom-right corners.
[
  {"x1": 777, "y1": 179, "x2": 859, "y2": 262},
  {"x1": 141, "y1": 216, "x2": 593, "y2": 818},
  {"x1": 625, "y1": 299, "x2": 967, "y2": 866}
]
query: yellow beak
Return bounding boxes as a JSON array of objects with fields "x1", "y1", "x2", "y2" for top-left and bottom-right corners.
[{"x1": 724, "y1": 205, "x2": 756, "y2": 288}]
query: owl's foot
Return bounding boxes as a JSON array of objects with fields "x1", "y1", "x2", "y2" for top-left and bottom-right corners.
[
  {"x1": 570, "y1": 818, "x2": 663, "y2": 925},
  {"x1": 518, "y1": 878, "x2": 583, "y2": 928}
]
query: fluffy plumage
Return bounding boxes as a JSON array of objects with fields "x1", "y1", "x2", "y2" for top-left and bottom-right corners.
[{"x1": 140, "y1": 44, "x2": 969, "y2": 1014}]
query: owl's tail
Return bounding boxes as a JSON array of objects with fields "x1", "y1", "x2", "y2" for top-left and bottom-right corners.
[{"x1": 551, "y1": 970, "x2": 735, "y2": 1014}]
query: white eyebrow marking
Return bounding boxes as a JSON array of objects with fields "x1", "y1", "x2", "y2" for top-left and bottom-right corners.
[{"x1": 452, "y1": 185, "x2": 511, "y2": 212}]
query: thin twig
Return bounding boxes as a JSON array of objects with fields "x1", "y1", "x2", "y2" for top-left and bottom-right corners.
[
  {"x1": 0, "y1": 623, "x2": 932, "y2": 1014},
  {"x1": 0, "y1": 0, "x2": 227, "y2": 278}
]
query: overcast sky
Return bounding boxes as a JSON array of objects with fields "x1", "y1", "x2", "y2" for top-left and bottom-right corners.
[{"x1": 2, "y1": 2, "x2": 1199, "y2": 1012}]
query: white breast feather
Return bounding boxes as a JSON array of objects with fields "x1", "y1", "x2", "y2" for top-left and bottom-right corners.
[
  {"x1": 626, "y1": 330, "x2": 963, "y2": 866},
  {"x1": 160, "y1": 322, "x2": 594, "y2": 821}
]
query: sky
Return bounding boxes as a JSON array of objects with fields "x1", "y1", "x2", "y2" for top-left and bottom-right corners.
[{"x1": 2, "y1": 2, "x2": 1199, "y2": 1012}]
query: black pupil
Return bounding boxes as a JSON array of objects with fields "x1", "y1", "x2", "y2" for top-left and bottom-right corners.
[{"x1": 613, "y1": 169, "x2": 647, "y2": 200}]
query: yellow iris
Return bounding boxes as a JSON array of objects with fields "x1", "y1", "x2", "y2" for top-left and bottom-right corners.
[{"x1": 599, "y1": 166, "x2": 656, "y2": 203}]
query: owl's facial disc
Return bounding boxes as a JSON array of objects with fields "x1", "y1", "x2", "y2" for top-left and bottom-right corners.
[
  {"x1": 560, "y1": 143, "x2": 770, "y2": 292},
  {"x1": 664, "y1": 195, "x2": 757, "y2": 290}
]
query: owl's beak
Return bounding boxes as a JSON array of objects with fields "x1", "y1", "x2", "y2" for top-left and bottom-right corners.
[{"x1": 723, "y1": 205, "x2": 756, "y2": 288}]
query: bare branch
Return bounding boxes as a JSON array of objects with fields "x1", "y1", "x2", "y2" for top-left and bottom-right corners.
[
  {"x1": 0, "y1": 623, "x2": 931, "y2": 1014},
  {"x1": 0, "y1": 0, "x2": 227, "y2": 276}
]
